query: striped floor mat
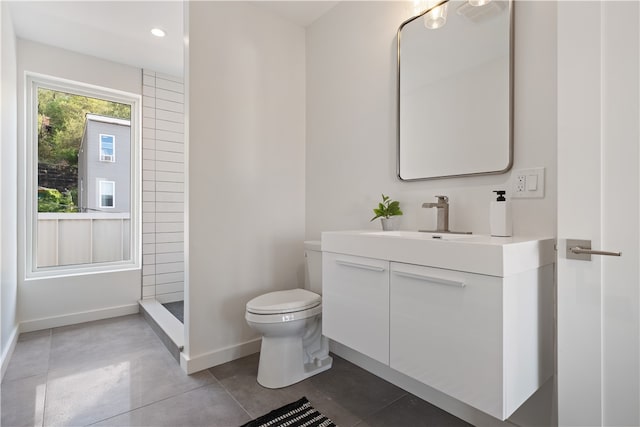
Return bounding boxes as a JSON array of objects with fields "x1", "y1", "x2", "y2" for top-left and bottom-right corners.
[{"x1": 240, "y1": 397, "x2": 336, "y2": 427}]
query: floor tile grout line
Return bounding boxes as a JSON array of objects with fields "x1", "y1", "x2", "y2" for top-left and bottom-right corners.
[
  {"x1": 359, "y1": 391, "x2": 409, "y2": 424},
  {"x1": 40, "y1": 328, "x2": 53, "y2": 427},
  {"x1": 208, "y1": 371, "x2": 254, "y2": 419},
  {"x1": 83, "y1": 382, "x2": 216, "y2": 426},
  {"x1": 81, "y1": 360, "x2": 225, "y2": 426},
  {"x1": 1, "y1": 371, "x2": 48, "y2": 384}
]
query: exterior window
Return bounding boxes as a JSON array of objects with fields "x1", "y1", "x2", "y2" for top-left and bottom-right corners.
[
  {"x1": 26, "y1": 74, "x2": 140, "y2": 278},
  {"x1": 100, "y1": 134, "x2": 115, "y2": 162},
  {"x1": 99, "y1": 181, "x2": 115, "y2": 208}
]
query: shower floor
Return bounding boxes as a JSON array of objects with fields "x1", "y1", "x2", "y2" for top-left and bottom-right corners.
[{"x1": 162, "y1": 301, "x2": 184, "y2": 323}]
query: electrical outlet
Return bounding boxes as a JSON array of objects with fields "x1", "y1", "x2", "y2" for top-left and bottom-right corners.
[
  {"x1": 512, "y1": 167, "x2": 545, "y2": 198},
  {"x1": 515, "y1": 175, "x2": 526, "y2": 194}
]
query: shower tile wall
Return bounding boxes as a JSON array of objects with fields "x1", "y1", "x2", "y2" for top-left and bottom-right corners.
[{"x1": 142, "y1": 70, "x2": 185, "y2": 303}]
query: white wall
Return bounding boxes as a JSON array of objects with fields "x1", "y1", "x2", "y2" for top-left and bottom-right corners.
[
  {"x1": 1, "y1": 1, "x2": 19, "y2": 376},
  {"x1": 306, "y1": 1, "x2": 556, "y2": 239},
  {"x1": 185, "y1": 2, "x2": 306, "y2": 371},
  {"x1": 16, "y1": 40, "x2": 142, "y2": 331},
  {"x1": 305, "y1": 1, "x2": 557, "y2": 426}
]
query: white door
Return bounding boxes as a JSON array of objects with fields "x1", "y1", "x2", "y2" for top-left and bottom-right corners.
[{"x1": 557, "y1": 1, "x2": 639, "y2": 426}]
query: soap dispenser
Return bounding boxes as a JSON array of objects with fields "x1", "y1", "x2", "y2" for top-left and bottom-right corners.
[{"x1": 490, "y1": 190, "x2": 512, "y2": 237}]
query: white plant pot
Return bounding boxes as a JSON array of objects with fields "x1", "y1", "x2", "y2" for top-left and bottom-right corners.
[{"x1": 380, "y1": 218, "x2": 396, "y2": 231}]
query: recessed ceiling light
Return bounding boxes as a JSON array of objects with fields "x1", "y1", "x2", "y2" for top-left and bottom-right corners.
[{"x1": 151, "y1": 28, "x2": 166, "y2": 38}]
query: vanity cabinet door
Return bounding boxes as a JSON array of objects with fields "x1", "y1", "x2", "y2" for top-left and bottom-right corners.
[
  {"x1": 323, "y1": 252, "x2": 389, "y2": 365},
  {"x1": 389, "y1": 262, "x2": 504, "y2": 419}
]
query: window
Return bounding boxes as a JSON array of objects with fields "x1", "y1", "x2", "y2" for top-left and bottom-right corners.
[
  {"x1": 98, "y1": 180, "x2": 115, "y2": 208},
  {"x1": 25, "y1": 73, "x2": 141, "y2": 278},
  {"x1": 100, "y1": 134, "x2": 115, "y2": 162}
]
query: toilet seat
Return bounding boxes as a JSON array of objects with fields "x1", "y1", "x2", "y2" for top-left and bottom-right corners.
[
  {"x1": 246, "y1": 289, "x2": 320, "y2": 315},
  {"x1": 245, "y1": 304, "x2": 322, "y2": 324},
  {"x1": 246, "y1": 289, "x2": 322, "y2": 324}
]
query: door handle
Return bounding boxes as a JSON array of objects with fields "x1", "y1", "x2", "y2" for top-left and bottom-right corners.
[{"x1": 567, "y1": 239, "x2": 622, "y2": 261}]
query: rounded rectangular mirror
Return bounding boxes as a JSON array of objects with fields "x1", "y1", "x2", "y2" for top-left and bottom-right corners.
[{"x1": 397, "y1": 0, "x2": 513, "y2": 181}]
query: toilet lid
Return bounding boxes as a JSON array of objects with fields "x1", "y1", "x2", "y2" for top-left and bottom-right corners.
[{"x1": 246, "y1": 289, "x2": 321, "y2": 314}]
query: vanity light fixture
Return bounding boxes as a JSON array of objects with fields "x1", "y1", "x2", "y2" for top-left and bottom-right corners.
[
  {"x1": 416, "y1": 0, "x2": 493, "y2": 30},
  {"x1": 424, "y1": 1, "x2": 449, "y2": 30},
  {"x1": 413, "y1": 0, "x2": 450, "y2": 30},
  {"x1": 468, "y1": 0, "x2": 491, "y2": 6},
  {"x1": 151, "y1": 28, "x2": 166, "y2": 38}
]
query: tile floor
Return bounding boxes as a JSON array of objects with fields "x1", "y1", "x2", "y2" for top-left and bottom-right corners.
[{"x1": 1, "y1": 314, "x2": 471, "y2": 427}]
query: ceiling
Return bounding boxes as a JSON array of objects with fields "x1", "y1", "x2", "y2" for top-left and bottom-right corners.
[
  {"x1": 250, "y1": 1, "x2": 338, "y2": 27},
  {"x1": 8, "y1": 1, "x2": 338, "y2": 78}
]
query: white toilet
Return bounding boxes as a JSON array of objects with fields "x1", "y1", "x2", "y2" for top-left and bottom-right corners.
[{"x1": 245, "y1": 241, "x2": 333, "y2": 388}]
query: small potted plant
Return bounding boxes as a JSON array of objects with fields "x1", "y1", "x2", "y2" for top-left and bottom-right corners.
[{"x1": 370, "y1": 194, "x2": 403, "y2": 231}]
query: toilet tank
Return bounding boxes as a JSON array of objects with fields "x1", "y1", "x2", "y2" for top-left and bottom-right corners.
[{"x1": 304, "y1": 240, "x2": 323, "y2": 294}]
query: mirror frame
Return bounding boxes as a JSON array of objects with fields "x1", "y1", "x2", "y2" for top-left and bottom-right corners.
[{"x1": 396, "y1": 0, "x2": 514, "y2": 181}]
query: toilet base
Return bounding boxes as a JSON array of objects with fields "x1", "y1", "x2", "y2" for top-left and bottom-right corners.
[{"x1": 256, "y1": 335, "x2": 333, "y2": 389}]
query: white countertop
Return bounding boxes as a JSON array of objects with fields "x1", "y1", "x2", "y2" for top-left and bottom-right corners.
[{"x1": 321, "y1": 230, "x2": 556, "y2": 277}]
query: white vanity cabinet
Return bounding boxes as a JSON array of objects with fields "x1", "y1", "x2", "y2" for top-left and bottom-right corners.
[
  {"x1": 389, "y1": 263, "x2": 503, "y2": 418},
  {"x1": 321, "y1": 231, "x2": 555, "y2": 420},
  {"x1": 389, "y1": 262, "x2": 554, "y2": 420},
  {"x1": 322, "y1": 252, "x2": 389, "y2": 364}
]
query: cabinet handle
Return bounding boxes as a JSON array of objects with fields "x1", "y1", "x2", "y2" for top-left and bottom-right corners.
[
  {"x1": 393, "y1": 270, "x2": 465, "y2": 288},
  {"x1": 335, "y1": 260, "x2": 386, "y2": 272}
]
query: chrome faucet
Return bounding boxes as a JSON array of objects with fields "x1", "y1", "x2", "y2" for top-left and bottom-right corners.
[{"x1": 422, "y1": 195, "x2": 450, "y2": 232}]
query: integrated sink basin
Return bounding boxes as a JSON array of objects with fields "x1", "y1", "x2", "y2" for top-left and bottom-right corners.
[
  {"x1": 321, "y1": 230, "x2": 555, "y2": 277},
  {"x1": 367, "y1": 231, "x2": 474, "y2": 240}
]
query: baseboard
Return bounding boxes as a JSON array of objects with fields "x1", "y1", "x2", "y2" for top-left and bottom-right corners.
[
  {"x1": 180, "y1": 338, "x2": 261, "y2": 374},
  {"x1": 19, "y1": 304, "x2": 140, "y2": 333},
  {"x1": 329, "y1": 340, "x2": 517, "y2": 427},
  {"x1": 1, "y1": 325, "x2": 19, "y2": 381}
]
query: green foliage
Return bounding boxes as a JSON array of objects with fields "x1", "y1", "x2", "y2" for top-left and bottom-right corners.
[
  {"x1": 370, "y1": 194, "x2": 403, "y2": 221},
  {"x1": 38, "y1": 188, "x2": 77, "y2": 213},
  {"x1": 37, "y1": 88, "x2": 131, "y2": 167}
]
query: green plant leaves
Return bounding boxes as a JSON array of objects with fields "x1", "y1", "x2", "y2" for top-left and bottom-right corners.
[
  {"x1": 370, "y1": 194, "x2": 403, "y2": 221},
  {"x1": 38, "y1": 187, "x2": 77, "y2": 212}
]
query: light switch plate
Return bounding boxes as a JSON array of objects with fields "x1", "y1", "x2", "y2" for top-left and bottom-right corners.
[{"x1": 512, "y1": 167, "x2": 545, "y2": 198}]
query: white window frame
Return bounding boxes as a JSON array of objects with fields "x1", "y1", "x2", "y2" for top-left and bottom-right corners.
[
  {"x1": 25, "y1": 73, "x2": 142, "y2": 279},
  {"x1": 99, "y1": 134, "x2": 116, "y2": 162},
  {"x1": 98, "y1": 180, "x2": 116, "y2": 209}
]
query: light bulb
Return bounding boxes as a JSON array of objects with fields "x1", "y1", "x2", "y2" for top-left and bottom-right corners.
[
  {"x1": 468, "y1": 0, "x2": 491, "y2": 6},
  {"x1": 424, "y1": 3, "x2": 448, "y2": 29},
  {"x1": 151, "y1": 28, "x2": 166, "y2": 38}
]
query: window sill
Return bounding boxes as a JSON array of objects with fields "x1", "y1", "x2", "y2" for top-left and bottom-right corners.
[{"x1": 25, "y1": 262, "x2": 141, "y2": 281}]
